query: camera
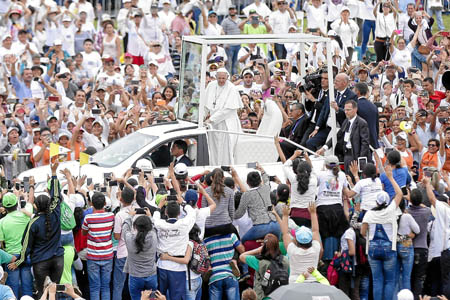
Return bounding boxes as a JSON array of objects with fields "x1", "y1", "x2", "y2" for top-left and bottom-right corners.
[{"x1": 298, "y1": 71, "x2": 322, "y2": 99}]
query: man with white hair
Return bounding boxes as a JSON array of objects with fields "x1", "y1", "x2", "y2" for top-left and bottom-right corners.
[
  {"x1": 330, "y1": 73, "x2": 358, "y2": 126},
  {"x1": 204, "y1": 68, "x2": 243, "y2": 165}
]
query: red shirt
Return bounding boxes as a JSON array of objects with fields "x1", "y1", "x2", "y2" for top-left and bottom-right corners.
[{"x1": 430, "y1": 91, "x2": 446, "y2": 109}]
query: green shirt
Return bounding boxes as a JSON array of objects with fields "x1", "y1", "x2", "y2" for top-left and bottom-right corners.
[
  {"x1": 0, "y1": 208, "x2": 32, "y2": 255},
  {"x1": 0, "y1": 249, "x2": 13, "y2": 264},
  {"x1": 60, "y1": 245, "x2": 75, "y2": 284},
  {"x1": 242, "y1": 24, "x2": 269, "y2": 55}
]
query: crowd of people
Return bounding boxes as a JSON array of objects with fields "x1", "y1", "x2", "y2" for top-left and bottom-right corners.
[{"x1": 0, "y1": 0, "x2": 450, "y2": 299}]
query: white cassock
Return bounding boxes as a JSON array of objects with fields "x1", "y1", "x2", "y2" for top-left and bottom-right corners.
[
  {"x1": 205, "y1": 80, "x2": 243, "y2": 166},
  {"x1": 257, "y1": 99, "x2": 283, "y2": 136}
]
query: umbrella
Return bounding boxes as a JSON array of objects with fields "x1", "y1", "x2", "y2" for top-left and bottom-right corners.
[{"x1": 268, "y1": 283, "x2": 351, "y2": 300}]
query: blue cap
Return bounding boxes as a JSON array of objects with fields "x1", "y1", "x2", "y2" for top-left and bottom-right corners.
[
  {"x1": 208, "y1": 10, "x2": 217, "y2": 16},
  {"x1": 295, "y1": 226, "x2": 313, "y2": 244},
  {"x1": 184, "y1": 189, "x2": 198, "y2": 204}
]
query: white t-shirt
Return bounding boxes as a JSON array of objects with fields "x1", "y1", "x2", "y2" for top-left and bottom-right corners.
[
  {"x1": 303, "y1": 3, "x2": 327, "y2": 34},
  {"x1": 340, "y1": 227, "x2": 356, "y2": 253},
  {"x1": 233, "y1": 211, "x2": 253, "y2": 238},
  {"x1": 195, "y1": 207, "x2": 211, "y2": 240},
  {"x1": 203, "y1": 23, "x2": 223, "y2": 36},
  {"x1": 391, "y1": 44, "x2": 413, "y2": 72},
  {"x1": 352, "y1": 178, "x2": 383, "y2": 211},
  {"x1": 316, "y1": 170, "x2": 348, "y2": 207},
  {"x1": 434, "y1": 201, "x2": 450, "y2": 253},
  {"x1": 81, "y1": 51, "x2": 102, "y2": 77},
  {"x1": 287, "y1": 240, "x2": 321, "y2": 283},
  {"x1": 32, "y1": 144, "x2": 48, "y2": 167}
]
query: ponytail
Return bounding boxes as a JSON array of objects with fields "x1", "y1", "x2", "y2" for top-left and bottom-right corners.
[
  {"x1": 296, "y1": 161, "x2": 312, "y2": 195},
  {"x1": 134, "y1": 216, "x2": 153, "y2": 254},
  {"x1": 211, "y1": 168, "x2": 225, "y2": 200}
]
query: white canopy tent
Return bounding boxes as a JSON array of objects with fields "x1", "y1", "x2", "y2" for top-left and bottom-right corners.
[{"x1": 177, "y1": 33, "x2": 338, "y2": 152}]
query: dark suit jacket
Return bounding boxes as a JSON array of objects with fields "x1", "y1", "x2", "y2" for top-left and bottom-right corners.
[
  {"x1": 357, "y1": 97, "x2": 380, "y2": 148},
  {"x1": 335, "y1": 88, "x2": 358, "y2": 126},
  {"x1": 281, "y1": 114, "x2": 309, "y2": 144},
  {"x1": 326, "y1": 115, "x2": 371, "y2": 161},
  {"x1": 175, "y1": 155, "x2": 193, "y2": 167},
  {"x1": 315, "y1": 90, "x2": 330, "y2": 129}
]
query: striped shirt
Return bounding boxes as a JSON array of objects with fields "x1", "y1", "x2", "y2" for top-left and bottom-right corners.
[
  {"x1": 204, "y1": 233, "x2": 240, "y2": 284},
  {"x1": 82, "y1": 211, "x2": 114, "y2": 260}
]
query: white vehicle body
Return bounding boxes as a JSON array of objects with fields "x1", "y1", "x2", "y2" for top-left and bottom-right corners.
[{"x1": 18, "y1": 120, "x2": 325, "y2": 191}]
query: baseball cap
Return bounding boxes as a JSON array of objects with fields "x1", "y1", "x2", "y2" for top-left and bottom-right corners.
[
  {"x1": 341, "y1": 6, "x2": 350, "y2": 13},
  {"x1": 295, "y1": 226, "x2": 313, "y2": 244},
  {"x1": 123, "y1": 0, "x2": 132, "y2": 3},
  {"x1": 208, "y1": 10, "x2": 217, "y2": 16},
  {"x1": 325, "y1": 155, "x2": 339, "y2": 166},
  {"x1": 327, "y1": 30, "x2": 337, "y2": 36},
  {"x1": 376, "y1": 191, "x2": 390, "y2": 206},
  {"x1": 93, "y1": 119, "x2": 104, "y2": 127},
  {"x1": 151, "y1": 3, "x2": 159, "y2": 9},
  {"x1": 396, "y1": 131, "x2": 408, "y2": 141},
  {"x1": 174, "y1": 163, "x2": 188, "y2": 177},
  {"x1": 7, "y1": 127, "x2": 19, "y2": 135},
  {"x1": 2, "y1": 193, "x2": 18, "y2": 208},
  {"x1": 184, "y1": 189, "x2": 198, "y2": 204},
  {"x1": 47, "y1": 115, "x2": 58, "y2": 122},
  {"x1": 229, "y1": 4, "x2": 237, "y2": 9},
  {"x1": 397, "y1": 289, "x2": 414, "y2": 300},
  {"x1": 124, "y1": 52, "x2": 133, "y2": 58},
  {"x1": 1, "y1": 34, "x2": 12, "y2": 42},
  {"x1": 62, "y1": 15, "x2": 72, "y2": 22},
  {"x1": 249, "y1": 9, "x2": 257, "y2": 14},
  {"x1": 243, "y1": 69, "x2": 254, "y2": 77},
  {"x1": 162, "y1": 0, "x2": 171, "y2": 4},
  {"x1": 58, "y1": 130, "x2": 72, "y2": 140},
  {"x1": 148, "y1": 60, "x2": 158, "y2": 66}
]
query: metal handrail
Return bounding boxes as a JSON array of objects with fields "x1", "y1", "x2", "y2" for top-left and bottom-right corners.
[{"x1": 0, "y1": 153, "x2": 30, "y2": 157}]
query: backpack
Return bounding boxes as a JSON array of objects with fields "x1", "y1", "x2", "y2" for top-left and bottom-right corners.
[
  {"x1": 327, "y1": 254, "x2": 339, "y2": 285},
  {"x1": 189, "y1": 240, "x2": 211, "y2": 275},
  {"x1": 60, "y1": 201, "x2": 76, "y2": 231},
  {"x1": 260, "y1": 256, "x2": 289, "y2": 296},
  {"x1": 355, "y1": 228, "x2": 369, "y2": 270}
]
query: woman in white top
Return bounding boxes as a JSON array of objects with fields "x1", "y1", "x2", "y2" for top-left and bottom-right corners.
[
  {"x1": 347, "y1": 162, "x2": 384, "y2": 211},
  {"x1": 101, "y1": 21, "x2": 121, "y2": 63},
  {"x1": 316, "y1": 155, "x2": 352, "y2": 260},
  {"x1": 330, "y1": 6, "x2": 359, "y2": 64},
  {"x1": 282, "y1": 150, "x2": 318, "y2": 227},
  {"x1": 373, "y1": 1, "x2": 398, "y2": 62},
  {"x1": 303, "y1": 0, "x2": 327, "y2": 34},
  {"x1": 361, "y1": 165, "x2": 403, "y2": 300},
  {"x1": 389, "y1": 27, "x2": 421, "y2": 73}
]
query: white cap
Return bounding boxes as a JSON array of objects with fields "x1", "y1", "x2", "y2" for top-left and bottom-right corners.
[
  {"x1": 93, "y1": 118, "x2": 104, "y2": 127},
  {"x1": 163, "y1": 0, "x2": 171, "y2": 4},
  {"x1": 73, "y1": 194, "x2": 85, "y2": 208},
  {"x1": 2, "y1": 34, "x2": 12, "y2": 42},
  {"x1": 397, "y1": 289, "x2": 414, "y2": 300},
  {"x1": 53, "y1": 39, "x2": 62, "y2": 46},
  {"x1": 57, "y1": 67, "x2": 70, "y2": 76},
  {"x1": 243, "y1": 69, "x2": 254, "y2": 77},
  {"x1": 62, "y1": 15, "x2": 72, "y2": 22},
  {"x1": 102, "y1": 14, "x2": 112, "y2": 23},
  {"x1": 341, "y1": 6, "x2": 350, "y2": 13},
  {"x1": 125, "y1": 120, "x2": 134, "y2": 126},
  {"x1": 136, "y1": 158, "x2": 153, "y2": 172},
  {"x1": 58, "y1": 130, "x2": 72, "y2": 140},
  {"x1": 376, "y1": 191, "x2": 390, "y2": 206},
  {"x1": 327, "y1": 30, "x2": 337, "y2": 36},
  {"x1": 174, "y1": 162, "x2": 188, "y2": 176},
  {"x1": 148, "y1": 59, "x2": 158, "y2": 66},
  {"x1": 7, "y1": 126, "x2": 19, "y2": 135},
  {"x1": 123, "y1": 0, "x2": 132, "y2": 3},
  {"x1": 396, "y1": 131, "x2": 408, "y2": 141}
]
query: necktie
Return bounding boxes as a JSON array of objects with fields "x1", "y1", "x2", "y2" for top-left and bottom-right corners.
[
  {"x1": 336, "y1": 92, "x2": 341, "y2": 105},
  {"x1": 345, "y1": 121, "x2": 351, "y2": 133}
]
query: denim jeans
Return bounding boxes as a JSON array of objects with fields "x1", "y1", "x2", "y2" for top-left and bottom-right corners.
[
  {"x1": 274, "y1": 43, "x2": 287, "y2": 59},
  {"x1": 209, "y1": 276, "x2": 240, "y2": 300},
  {"x1": 60, "y1": 232, "x2": 74, "y2": 246},
  {"x1": 87, "y1": 259, "x2": 113, "y2": 300},
  {"x1": 427, "y1": 8, "x2": 445, "y2": 30},
  {"x1": 129, "y1": 274, "x2": 158, "y2": 300},
  {"x1": 5, "y1": 255, "x2": 33, "y2": 298},
  {"x1": 112, "y1": 256, "x2": 127, "y2": 300},
  {"x1": 359, "y1": 274, "x2": 370, "y2": 300},
  {"x1": 186, "y1": 276, "x2": 202, "y2": 300},
  {"x1": 397, "y1": 243, "x2": 414, "y2": 291},
  {"x1": 157, "y1": 267, "x2": 186, "y2": 300},
  {"x1": 361, "y1": 20, "x2": 376, "y2": 56},
  {"x1": 241, "y1": 221, "x2": 281, "y2": 244},
  {"x1": 225, "y1": 45, "x2": 241, "y2": 75},
  {"x1": 368, "y1": 240, "x2": 397, "y2": 300},
  {"x1": 412, "y1": 248, "x2": 428, "y2": 300}
]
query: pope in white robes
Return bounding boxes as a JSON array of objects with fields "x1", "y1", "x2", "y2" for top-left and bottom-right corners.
[{"x1": 204, "y1": 68, "x2": 243, "y2": 165}]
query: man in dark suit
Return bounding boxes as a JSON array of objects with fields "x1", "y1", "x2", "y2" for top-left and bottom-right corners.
[
  {"x1": 330, "y1": 73, "x2": 358, "y2": 126},
  {"x1": 171, "y1": 140, "x2": 193, "y2": 166},
  {"x1": 354, "y1": 82, "x2": 379, "y2": 149},
  {"x1": 317, "y1": 100, "x2": 371, "y2": 173},
  {"x1": 280, "y1": 103, "x2": 309, "y2": 158}
]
